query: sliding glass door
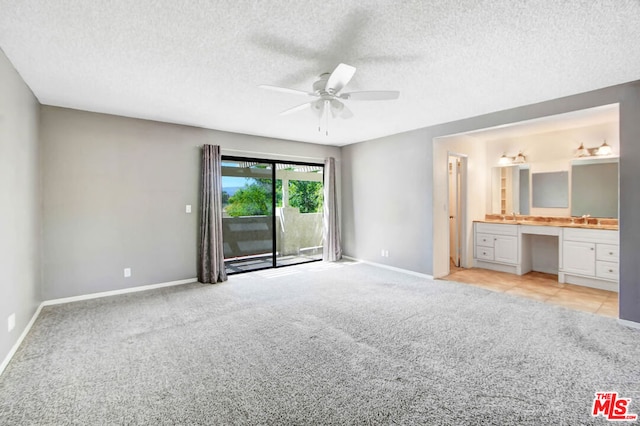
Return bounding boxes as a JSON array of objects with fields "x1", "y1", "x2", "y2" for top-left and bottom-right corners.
[
  {"x1": 221, "y1": 157, "x2": 324, "y2": 275},
  {"x1": 275, "y1": 163, "x2": 324, "y2": 267},
  {"x1": 221, "y1": 160, "x2": 274, "y2": 274}
]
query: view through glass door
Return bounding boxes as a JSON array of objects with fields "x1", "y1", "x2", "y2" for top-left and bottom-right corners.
[
  {"x1": 221, "y1": 157, "x2": 324, "y2": 275},
  {"x1": 221, "y1": 159, "x2": 274, "y2": 274},
  {"x1": 275, "y1": 163, "x2": 324, "y2": 267}
]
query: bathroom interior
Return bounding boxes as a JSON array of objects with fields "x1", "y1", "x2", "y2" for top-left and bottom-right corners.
[{"x1": 435, "y1": 104, "x2": 619, "y2": 317}]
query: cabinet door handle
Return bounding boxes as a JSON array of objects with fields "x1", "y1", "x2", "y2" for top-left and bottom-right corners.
[
  {"x1": 609, "y1": 269, "x2": 614, "y2": 273},
  {"x1": 590, "y1": 247, "x2": 594, "y2": 251},
  {"x1": 609, "y1": 252, "x2": 614, "y2": 255}
]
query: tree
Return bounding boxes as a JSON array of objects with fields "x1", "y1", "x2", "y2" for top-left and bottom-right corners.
[
  {"x1": 289, "y1": 180, "x2": 323, "y2": 213},
  {"x1": 224, "y1": 178, "x2": 323, "y2": 216},
  {"x1": 225, "y1": 180, "x2": 272, "y2": 217}
]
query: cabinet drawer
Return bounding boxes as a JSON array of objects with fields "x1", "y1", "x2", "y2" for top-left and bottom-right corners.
[
  {"x1": 596, "y1": 261, "x2": 619, "y2": 281},
  {"x1": 563, "y1": 227, "x2": 618, "y2": 244},
  {"x1": 476, "y1": 246, "x2": 494, "y2": 261},
  {"x1": 476, "y1": 222, "x2": 518, "y2": 236},
  {"x1": 597, "y1": 244, "x2": 619, "y2": 262},
  {"x1": 476, "y1": 233, "x2": 494, "y2": 247}
]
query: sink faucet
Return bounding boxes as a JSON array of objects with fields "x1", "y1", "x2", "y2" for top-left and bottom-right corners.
[
  {"x1": 512, "y1": 212, "x2": 517, "y2": 221},
  {"x1": 581, "y1": 214, "x2": 591, "y2": 224}
]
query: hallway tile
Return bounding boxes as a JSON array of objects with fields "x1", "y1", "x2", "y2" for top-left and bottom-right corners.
[{"x1": 442, "y1": 267, "x2": 618, "y2": 318}]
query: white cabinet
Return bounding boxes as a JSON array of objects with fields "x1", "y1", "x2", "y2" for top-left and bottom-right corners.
[
  {"x1": 474, "y1": 223, "x2": 519, "y2": 273},
  {"x1": 562, "y1": 240, "x2": 596, "y2": 276},
  {"x1": 473, "y1": 221, "x2": 618, "y2": 291},
  {"x1": 559, "y1": 228, "x2": 619, "y2": 290},
  {"x1": 494, "y1": 236, "x2": 518, "y2": 264}
]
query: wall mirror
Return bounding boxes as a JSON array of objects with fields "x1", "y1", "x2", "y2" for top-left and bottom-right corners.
[
  {"x1": 532, "y1": 171, "x2": 569, "y2": 208},
  {"x1": 571, "y1": 158, "x2": 618, "y2": 218},
  {"x1": 491, "y1": 165, "x2": 530, "y2": 215}
]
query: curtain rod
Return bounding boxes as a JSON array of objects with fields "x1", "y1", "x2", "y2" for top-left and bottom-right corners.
[{"x1": 220, "y1": 148, "x2": 329, "y2": 162}]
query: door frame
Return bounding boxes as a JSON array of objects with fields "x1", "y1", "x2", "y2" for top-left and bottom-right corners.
[{"x1": 221, "y1": 155, "x2": 325, "y2": 274}]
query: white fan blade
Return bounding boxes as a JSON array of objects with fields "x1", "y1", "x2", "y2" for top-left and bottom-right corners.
[
  {"x1": 259, "y1": 85, "x2": 313, "y2": 96},
  {"x1": 280, "y1": 101, "x2": 313, "y2": 116},
  {"x1": 325, "y1": 63, "x2": 356, "y2": 94},
  {"x1": 340, "y1": 90, "x2": 399, "y2": 101}
]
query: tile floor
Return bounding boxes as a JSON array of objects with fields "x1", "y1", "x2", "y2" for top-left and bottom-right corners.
[{"x1": 442, "y1": 266, "x2": 618, "y2": 318}]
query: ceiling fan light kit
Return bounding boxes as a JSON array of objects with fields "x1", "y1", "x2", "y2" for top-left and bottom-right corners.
[{"x1": 259, "y1": 63, "x2": 399, "y2": 135}]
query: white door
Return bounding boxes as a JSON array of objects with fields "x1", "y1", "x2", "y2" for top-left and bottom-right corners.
[
  {"x1": 562, "y1": 241, "x2": 596, "y2": 276},
  {"x1": 494, "y1": 235, "x2": 518, "y2": 264},
  {"x1": 448, "y1": 157, "x2": 462, "y2": 267}
]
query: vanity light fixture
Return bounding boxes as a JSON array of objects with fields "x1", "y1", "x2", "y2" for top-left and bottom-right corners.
[
  {"x1": 498, "y1": 152, "x2": 526, "y2": 165},
  {"x1": 574, "y1": 140, "x2": 616, "y2": 158},
  {"x1": 575, "y1": 143, "x2": 590, "y2": 157},
  {"x1": 513, "y1": 151, "x2": 526, "y2": 164},
  {"x1": 498, "y1": 153, "x2": 512, "y2": 165},
  {"x1": 596, "y1": 140, "x2": 613, "y2": 156}
]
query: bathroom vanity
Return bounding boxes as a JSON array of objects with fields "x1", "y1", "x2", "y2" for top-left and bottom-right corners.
[{"x1": 473, "y1": 217, "x2": 619, "y2": 292}]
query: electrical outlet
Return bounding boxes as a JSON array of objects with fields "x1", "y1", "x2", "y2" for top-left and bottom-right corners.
[
  {"x1": 8, "y1": 313, "x2": 15, "y2": 332},
  {"x1": 381, "y1": 249, "x2": 385, "y2": 256},
  {"x1": 385, "y1": 250, "x2": 390, "y2": 257},
  {"x1": 185, "y1": 204, "x2": 192, "y2": 213},
  {"x1": 124, "y1": 268, "x2": 131, "y2": 278}
]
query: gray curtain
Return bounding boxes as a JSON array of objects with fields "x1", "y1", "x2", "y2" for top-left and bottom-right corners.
[
  {"x1": 198, "y1": 145, "x2": 227, "y2": 283},
  {"x1": 323, "y1": 157, "x2": 342, "y2": 261}
]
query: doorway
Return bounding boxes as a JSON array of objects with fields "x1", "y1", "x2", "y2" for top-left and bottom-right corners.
[
  {"x1": 447, "y1": 153, "x2": 467, "y2": 273},
  {"x1": 448, "y1": 156, "x2": 461, "y2": 267},
  {"x1": 221, "y1": 157, "x2": 324, "y2": 274}
]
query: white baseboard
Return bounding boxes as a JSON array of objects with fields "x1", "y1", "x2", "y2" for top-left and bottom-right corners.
[
  {"x1": 42, "y1": 278, "x2": 198, "y2": 306},
  {"x1": 342, "y1": 256, "x2": 433, "y2": 280},
  {"x1": 0, "y1": 303, "x2": 43, "y2": 376},
  {"x1": 473, "y1": 259, "x2": 520, "y2": 275},
  {"x1": 1, "y1": 277, "x2": 198, "y2": 377},
  {"x1": 618, "y1": 318, "x2": 640, "y2": 330},
  {"x1": 560, "y1": 273, "x2": 618, "y2": 292}
]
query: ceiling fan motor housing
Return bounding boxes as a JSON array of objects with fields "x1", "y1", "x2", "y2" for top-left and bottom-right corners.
[{"x1": 313, "y1": 73, "x2": 332, "y2": 96}]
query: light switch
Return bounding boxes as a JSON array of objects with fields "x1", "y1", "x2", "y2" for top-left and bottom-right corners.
[
  {"x1": 186, "y1": 205, "x2": 192, "y2": 213},
  {"x1": 8, "y1": 313, "x2": 15, "y2": 332},
  {"x1": 124, "y1": 268, "x2": 131, "y2": 278}
]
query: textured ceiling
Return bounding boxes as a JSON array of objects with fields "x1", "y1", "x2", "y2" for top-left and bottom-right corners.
[{"x1": 1, "y1": 1, "x2": 639, "y2": 146}]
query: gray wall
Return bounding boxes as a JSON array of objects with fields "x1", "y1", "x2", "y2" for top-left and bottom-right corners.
[
  {"x1": 342, "y1": 129, "x2": 433, "y2": 272},
  {"x1": 619, "y1": 84, "x2": 640, "y2": 324},
  {"x1": 40, "y1": 106, "x2": 340, "y2": 300},
  {"x1": 341, "y1": 81, "x2": 640, "y2": 323},
  {"x1": 0, "y1": 50, "x2": 41, "y2": 363}
]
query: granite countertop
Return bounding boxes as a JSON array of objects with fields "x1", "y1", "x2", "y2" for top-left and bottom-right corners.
[{"x1": 474, "y1": 214, "x2": 618, "y2": 230}]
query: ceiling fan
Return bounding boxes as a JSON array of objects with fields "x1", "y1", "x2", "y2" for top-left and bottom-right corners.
[{"x1": 259, "y1": 63, "x2": 399, "y2": 135}]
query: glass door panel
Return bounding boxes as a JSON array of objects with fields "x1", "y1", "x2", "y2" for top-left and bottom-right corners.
[
  {"x1": 221, "y1": 160, "x2": 274, "y2": 274},
  {"x1": 275, "y1": 163, "x2": 324, "y2": 267}
]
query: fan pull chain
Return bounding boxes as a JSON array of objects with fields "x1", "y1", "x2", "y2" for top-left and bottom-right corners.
[
  {"x1": 317, "y1": 100, "x2": 330, "y2": 136},
  {"x1": 325, "y1": 100, "x2": 330, "y2": 136}
]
